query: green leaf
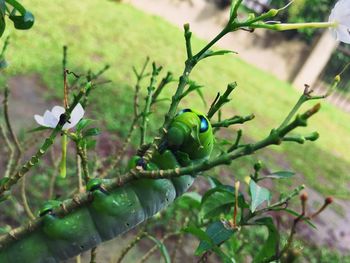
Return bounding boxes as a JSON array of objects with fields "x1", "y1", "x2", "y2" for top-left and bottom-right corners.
[
  {"x1": 200, "y1": 193, "x2": 233, "y2": 219},
  {"x1": 264, "y1": 171, "x2": 295, "y2": 180},
  {"x1": 82, "y1": 127, "x2": 101, "y2": 137},
  {"x1": 76, "y1": 118, "x2": 94, "y2": 132},
  {"x1": 146, "y1": 235, "x2": 171, "y2": 263},
  {"x1": 249, "y1": 180, "x2": 271, "y2": 212},
  {"x1": 195, "y1": 87, "x2": 207, "y2": 107},
  {"x1": 201, "y1": 185, "x2": 248, "y2": 215},
  {"x1": 85, "y1": 139, "x2": 97, "y2": 149},
  {"x1": 188, "y1": 222, "x2": 236, "y2": 263},
  {"x1": 252, "y1": 217, "x2": 279, "y2": 263},
  {"x1": 176, "y1": 192, "x2": 202, "y2": 210},
  {"x1": 200, "y1": 49, "x2": 237, "y2": 60},
  {"x1": 195, "y1": 221, "x2": 235, "y2": 256},
  {"x1": 27, "y1": 126, "x2": 50, "y2": 133},
  {"x1": 201, "y1": 185, "x2": 243, "y2": 219}
]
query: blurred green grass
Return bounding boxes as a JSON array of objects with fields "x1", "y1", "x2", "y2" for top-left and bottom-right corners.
[{"x1": 2, "y1": 0, "x2": 350, "y2": 199}]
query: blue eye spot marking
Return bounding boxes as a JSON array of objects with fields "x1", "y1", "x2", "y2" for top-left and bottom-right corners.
[{"x1": 199, "y1": 115, "x2": 209, "y2": 133}]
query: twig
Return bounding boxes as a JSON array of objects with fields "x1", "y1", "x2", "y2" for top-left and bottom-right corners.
[
  {"x1": 137, "y1": 232, "x2": 178, "y2": 263},
  {"x1": 77, "y1": 143, "x2": 90, "y2": 183},
  {"x1": 228, "y1": 129, "x2": 242, "y2": 153},
  {"x1": 207, "y1": 83, "x2": 237, "y2": 119},
  {"x1": 20, "y1": 174, "x2": 35, "y2": 220},
  {"x1": 0, "y1": 84, "x2": 90, "y2": 196},
  {"x1": 1, "y1": 123, "x2": 14, "y2": 178},
  {"x1": 151, "y1": 71, "x2": 173, "y2": 105},
  {"x1": 134, "y1": 57, "x2": 150, "y2": 117},
  {"x1": 184, "y1": 24, "x2": 193, "y2": 59},
  {"x1": 90, "y1": 247, "x2": 97, "y2": 263},
  {"x1": 140, "y1": 62, "x2": 162, "y2": 146},
  {"x1": 278, "y1": 85, "x2": 329, "y2": 129},
  {"x1": 115, "y1": 230, "x2": 147, "y2": 263},
  {"x1": 76, "y1": 153, "x2": 84, "y2": 193},
  {"x1": 3, "y1": 86, "x2": 22, "y2": 175},
  {"x1": 170, "y1": 232, "x2": 184, "y2": 262},
  {"x1": 211, "y1": 114, "x2": 255, "y2": 128}
]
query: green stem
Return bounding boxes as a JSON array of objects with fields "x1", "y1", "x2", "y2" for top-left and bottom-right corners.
[
  {"x1": 140, "y1": 63, "x2": 161, "y2": 146},
  {"x1": 250, "y1": 21, "x2": 337, "y2": 31},
  {"x1": 59, "y1": 133, "x2": 67, "y2": 178},
  {"x1": 77, "y1": 144, "x2": 90, "y2": 183},
  {"x1": 211, "y1": 114, "x2": 254, "y2": 128},
  {"x1": 278, "y1": 96, "x2": 307, "y2": 129},
  {"x1": 207, "y1": 83, "x2": 237, "y2": 119},
  {"x1": 184, "y1": 24, "x2": 193, "y2": 59},
  {"x1": 194, "y1": 27, "x2": 229, "y2": 60}
]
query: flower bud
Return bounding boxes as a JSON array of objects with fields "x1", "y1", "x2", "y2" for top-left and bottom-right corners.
[
  {"x1": 266, "y1": 9, "x2": 279, "y2": 18},
  {"x1": 334, "y1": 75, "x2": 341, "y2": 82},
  {"x1": 325, "y1": 197, "x2": 333, "y2": 205},
  {"x1": 300, "y1": 192, "x2": 308, "y2": 202}
]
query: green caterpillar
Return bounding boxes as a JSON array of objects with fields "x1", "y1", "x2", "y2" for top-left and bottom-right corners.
[{"x1": 0, "y1": 109, "x2": 213, "y2": 263}]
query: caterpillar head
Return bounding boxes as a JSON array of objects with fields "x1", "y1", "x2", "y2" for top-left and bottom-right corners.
[{"x1": 166, "y1": 108, "x2": 213, "y2": 160}]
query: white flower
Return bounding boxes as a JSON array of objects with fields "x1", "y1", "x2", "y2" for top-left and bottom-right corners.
[
  {"x1": 34, "y1": 103, "x2": 85, "y2": 130},
  {"x1": 329, "y1": 0, "x2": 350, "y2": 44}
]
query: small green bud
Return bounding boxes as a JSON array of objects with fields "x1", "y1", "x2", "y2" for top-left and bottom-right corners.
[
  {"x1": 334, "y1": 75, "x2": 341, "y2": 82},
  {"x1": 253, "y1": 161, "x2": 262, "y2": 172},
  {"x1": 183, "y1": 23, "x2": 190, "y2": 32},
  {"x1": 266, "y1": 9, "x2": 279, "y2": 18},
  {"x1": 307, "y1": 132, "x2": 320, "y2": 142},
  {"x1": 248, "y1": 13, "x2": 256, "y2": 20}
]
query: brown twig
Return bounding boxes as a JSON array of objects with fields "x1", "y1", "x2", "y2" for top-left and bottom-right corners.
[
  {"x1": 3, "y1": 86, "x2": 22, "y2": 175},
  {"x1": 20, "y1": 174, "x2": 35, "y2": 220},
  {"x1": 137, "y1": 232, "x2": 179, "y2": 263},
  {"x1": 90, "y1": 247, "x2": 97, "y2": 263},
  {"x1": 115, "y1": 229, "x2": 147, "y2": 263}
]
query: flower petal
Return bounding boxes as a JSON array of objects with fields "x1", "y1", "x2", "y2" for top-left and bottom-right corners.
[
  {"x1": 65, "y1": 103, "x2": 85, "y2": 129},
  {"x1": 43, "y1": 110, "x2": 59, "y2": 128},
  {"x1": 34, "y1": 115, "x2": 46, "y2": 126},
  {"x1": 51, "y1": 106, "x2": 65, "y2": 119},
  {"x1": 335, "y1": 24, "x2": 350, "y2": 43}
]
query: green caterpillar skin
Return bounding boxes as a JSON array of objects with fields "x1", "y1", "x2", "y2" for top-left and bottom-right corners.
[{"x1": 0, "y1": 109, "x2": 213, "y2": 263}]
